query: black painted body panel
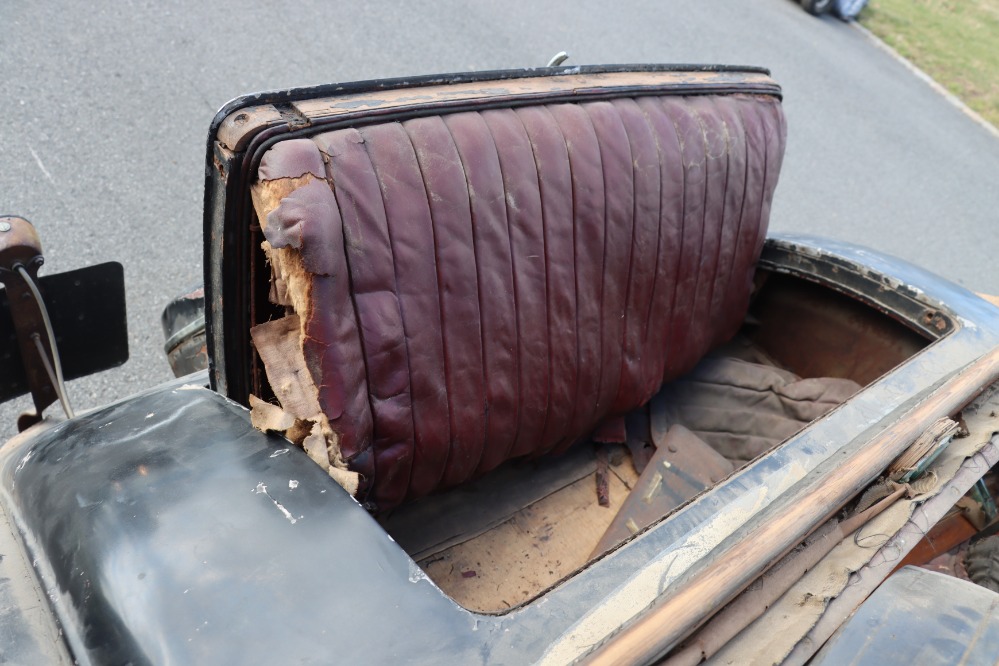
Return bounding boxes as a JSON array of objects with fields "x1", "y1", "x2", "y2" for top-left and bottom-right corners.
[
  {"x1": 1, "y1": 381, "x2": 463, "y2": 665},
  {"x1": 2, "y1": 236, "x2": 999, "y2": 664},
  {"x1": 812, "y1": 567, "x2": 999, "y2": 665}
]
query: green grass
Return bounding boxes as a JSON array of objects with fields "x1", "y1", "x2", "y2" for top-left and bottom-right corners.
[{"x1": 860, "y1": 0, "x2": 999, "y2": 127}]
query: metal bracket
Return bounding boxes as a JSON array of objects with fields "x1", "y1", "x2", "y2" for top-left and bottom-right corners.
[{"x1": 0, "y1": 216, "x2": 66, "y2": 428}]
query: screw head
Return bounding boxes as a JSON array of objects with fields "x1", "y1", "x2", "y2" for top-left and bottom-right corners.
[{"x1": 0, "y1": 222, "x2": 11, "y2": 232}]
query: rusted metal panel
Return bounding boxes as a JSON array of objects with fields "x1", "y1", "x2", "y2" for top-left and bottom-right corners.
[{"x1": 591, "y1": 423, "x2": 732, "y2": 558}]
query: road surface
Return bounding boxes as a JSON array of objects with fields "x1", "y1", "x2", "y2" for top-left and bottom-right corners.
[{"x1": 2, "y1": 0, "x2": 998, "y2": 426}]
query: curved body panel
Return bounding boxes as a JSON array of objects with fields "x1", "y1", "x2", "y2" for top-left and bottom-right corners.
[{"x1": 2, "y1": 242, "x2": 998, "y2": 664}]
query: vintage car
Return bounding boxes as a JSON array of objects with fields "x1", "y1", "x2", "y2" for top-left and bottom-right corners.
[{"x1": 2, "y1": 65, "x2": 999, "y2": 665}]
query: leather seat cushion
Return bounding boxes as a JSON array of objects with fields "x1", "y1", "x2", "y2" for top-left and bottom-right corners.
[{"x1": 256, "y1": 92, "x2": 786, "y2": 510}]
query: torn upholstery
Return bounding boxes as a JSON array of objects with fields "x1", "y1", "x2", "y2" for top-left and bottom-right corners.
[{"x1": 251, "y1": 93, "x2": 786, "y2": 510}]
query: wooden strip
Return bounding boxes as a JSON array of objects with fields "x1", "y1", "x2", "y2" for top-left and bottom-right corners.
[
  {"x1": 420, "y1": 460, "x2": 638, "y2": 613},
  {"x1": 381, "y1": 444, "x2": 602, "y2": 561},
  {"x1": 219, "y1": 70, "x2": 780, "y2": 152}
]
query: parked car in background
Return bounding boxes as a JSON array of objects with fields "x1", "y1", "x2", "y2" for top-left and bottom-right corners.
[{"x1": 802, "y1": 0, "x2": 869, "y2": 21}]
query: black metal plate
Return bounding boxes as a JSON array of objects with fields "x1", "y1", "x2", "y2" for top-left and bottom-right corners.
[{"x1": 0, "y1": 262, "x2": 128, "y2": 402}]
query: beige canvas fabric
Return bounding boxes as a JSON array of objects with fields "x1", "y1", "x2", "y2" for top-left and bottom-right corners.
[{"x1": 658, "y1": 347, "x2": 861, "y2": 463}]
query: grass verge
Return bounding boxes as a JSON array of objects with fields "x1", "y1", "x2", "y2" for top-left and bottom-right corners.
[{"x1": 860, "y1": 0, "x2": 999, "y2": 127}]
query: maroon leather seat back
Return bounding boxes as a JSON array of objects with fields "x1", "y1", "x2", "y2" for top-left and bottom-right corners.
[{"x1": 258, "y1": 91, "x2": 785, "y2": 510}]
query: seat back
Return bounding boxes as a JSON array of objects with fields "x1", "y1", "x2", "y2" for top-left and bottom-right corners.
[{"x1": 250, "y1": 70, "x2": 786, "y2": 510}]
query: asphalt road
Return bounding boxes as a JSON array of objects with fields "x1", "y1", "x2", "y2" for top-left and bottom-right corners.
[{"x1": 3, "y1": 0, "x2": 999, "y2": 429}]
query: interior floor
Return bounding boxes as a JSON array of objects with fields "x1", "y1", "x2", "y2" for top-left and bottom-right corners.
[{"x1": 379, "y1": 271, "x2": 933, "y2": 613}]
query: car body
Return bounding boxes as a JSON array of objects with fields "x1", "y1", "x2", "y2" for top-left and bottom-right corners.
[{"x1": 1, "y1": 65, "x2": 998, "y2": 665}]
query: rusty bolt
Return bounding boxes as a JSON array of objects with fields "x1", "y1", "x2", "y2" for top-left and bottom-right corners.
[{"x1": 0, "y1": 217, "x2": 43, "y2": 275}]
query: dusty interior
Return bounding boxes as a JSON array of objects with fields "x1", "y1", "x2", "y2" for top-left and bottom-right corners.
[
  {"x1": 246, "y1": 142, "x2": 932, "y2": 614},
  {"x1": 246, "y1": 181, "x2": 933, "y2": 612},
  {"x1": 371, "y1": 273, "x2": 931, "y2": 612}
]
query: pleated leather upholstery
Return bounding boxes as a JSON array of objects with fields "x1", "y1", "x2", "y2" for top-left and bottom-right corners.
[{"x1": 258, "y1": 93, "x2": 786, "y2": 510}]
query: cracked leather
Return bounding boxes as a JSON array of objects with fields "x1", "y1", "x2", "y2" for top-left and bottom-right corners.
[{"x1": 258, "y1": 92, "x2": 786, "y2": 510}]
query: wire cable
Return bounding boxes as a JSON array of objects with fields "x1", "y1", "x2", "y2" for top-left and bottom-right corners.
[{"x1": 16, "y1": 265, "x2": 74, "y2": 418}]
